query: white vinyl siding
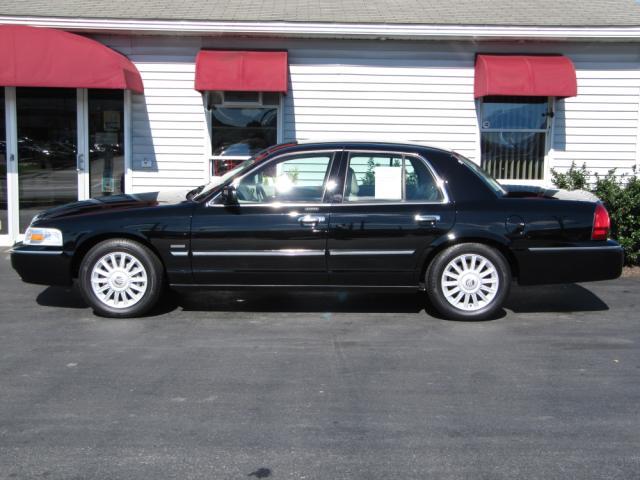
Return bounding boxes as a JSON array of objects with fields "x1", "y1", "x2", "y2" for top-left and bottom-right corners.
[
  {"x1": 284, "y1": 53, "x2": 478, "y2": 161},
  {"x1": 97, "y1": 35, "x2": 208, "y2": 192},
  {"x1": 93, "y1": 35, "x2": 640, "y2": 190},
  {"x1": 552, "y1": 62, "x2": 640, "y2": 177}
]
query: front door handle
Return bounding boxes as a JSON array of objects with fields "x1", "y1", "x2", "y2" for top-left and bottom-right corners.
[
  {"x1": 77, "y1": 153, "x2": 85, "y2": 172},
  {"x1": 299, "y1": 215, "x2": 326, "y2": 227},
  {"x1": 415, "y1": 214, "x2": 440, "y2": 226}
]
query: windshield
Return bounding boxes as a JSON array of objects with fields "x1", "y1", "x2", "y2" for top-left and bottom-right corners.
[
  {"x1": 191, "y1": 157, "x2": 257, "y2": 201},
  {"x1": 454, "y1": 153, "x2": 506, "y2": 197}
]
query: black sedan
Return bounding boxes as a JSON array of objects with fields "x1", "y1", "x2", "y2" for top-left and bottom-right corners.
[{"x1": 11, "y1": 142, "x2": 623, "y2": 320}]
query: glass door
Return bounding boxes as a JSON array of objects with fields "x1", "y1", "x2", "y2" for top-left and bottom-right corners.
[
  {"x1": 1, "y1": 89, "x2": 7, "y2": 236},
  {"x1": 88, "y1": 90, "x2": 125, "y2": 197},
  {"x1": 1, "y1": 87, "x2": 128, "y2": 243},
  {"x1": 16, "y1": 88, "x2": 78, "y2": 231}
]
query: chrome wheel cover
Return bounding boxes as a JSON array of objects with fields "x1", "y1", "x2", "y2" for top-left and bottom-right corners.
[
  {"x1": 90, "y1": 252, "x2": 148, "y2": 309},
  {"x1": 441, "y1": 253, "x2": 499, "y2": 312}
]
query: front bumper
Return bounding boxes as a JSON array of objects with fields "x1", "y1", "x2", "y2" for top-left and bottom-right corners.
[
  {"x1": 10, "y1": 243, "x2": 73, "y2": 286},
  {"x1": 516, "y1": 240, "x2": 624, "y2": 285}
]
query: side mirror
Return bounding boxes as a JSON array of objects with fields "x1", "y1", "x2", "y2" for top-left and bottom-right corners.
[{"x1": 221, "y1": 184, "x2": 238, "y2": 205}]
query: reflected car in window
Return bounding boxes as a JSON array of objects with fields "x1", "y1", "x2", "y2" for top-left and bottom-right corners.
[{"x1": 10, "y1": 142, "x2": 623, "y2": 321}]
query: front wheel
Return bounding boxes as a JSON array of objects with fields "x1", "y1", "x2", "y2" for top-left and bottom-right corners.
[
  {"x1": 78, "y1": 239, "x2": 164, "y2": 318},
  {"x1": 426, "y1": 243, "x2": 511, "y2": 321}
]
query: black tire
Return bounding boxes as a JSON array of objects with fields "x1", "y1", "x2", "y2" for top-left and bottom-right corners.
[
  {"x1": 78, "y1": 239, "x2": 164, "y2": 318},
  {"x1": 425, "y1": 243, "x2": 511, "y2": 321}
]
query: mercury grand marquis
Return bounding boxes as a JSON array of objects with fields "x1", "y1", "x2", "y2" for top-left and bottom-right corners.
[{"x1": 11, "y1": 142, "x2": 623, "y2": 320}]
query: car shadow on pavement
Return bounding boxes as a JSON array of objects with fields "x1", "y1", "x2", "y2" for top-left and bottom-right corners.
[
  {"x1": 35, "y1": 282, "x2": 609, "y2": 317},
  {"x1": 36, "y1": 286, "x2": 87, "y2": 309},
  {"x1": 178, "y1": 290, "x2": 427, "y2": 314},
  {"x1": 505, "y1": 283, "x2": 609, "y2": 313}
]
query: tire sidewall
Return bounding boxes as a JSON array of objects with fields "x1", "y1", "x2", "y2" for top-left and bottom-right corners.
[
  {"x1": 426, "y1": 243, "x2": 511, "y2": 321},
  {"x1": 79, "y1": 239, "x2": 163, "y2": 318}
]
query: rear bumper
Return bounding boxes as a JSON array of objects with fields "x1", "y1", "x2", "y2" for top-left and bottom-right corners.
[
  {"x1": 10, "y1": 244, "x2": 73, "y2": 286},
  {"x1": 516, "y1": 240, "x2": 624, "y2": 285}
]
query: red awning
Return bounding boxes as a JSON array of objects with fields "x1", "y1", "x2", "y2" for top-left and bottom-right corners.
[
  {"x1": 0, "y1": 24, "x2": 143, "y2": 93},
  {"x1": 195, "y1": 50, "x2": 288, "y2": 92},
  {"x1": 474, "y1": 55, "x2": 577, "y2": 98}
]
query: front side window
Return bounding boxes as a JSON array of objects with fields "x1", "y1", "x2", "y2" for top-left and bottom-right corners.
[
  {"x1": 480, "y1": 96, "x2": 551, "y2": 180},
  {"x1": 235, "y1": 153, "x2": 333, "y2": 204},
  {"x1": 344, "y1": 153, "x2": 443, "y2": 203},
  {"x1": 208, "y1": 91, "x2": 280, "y2": 176}
]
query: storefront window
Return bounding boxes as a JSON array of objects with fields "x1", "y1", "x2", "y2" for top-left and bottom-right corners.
[
  {"x1": 480, "y1": 96, "x2": 551, "y2": 180},
  {"x1": 208, "y1": 91, "x2": 279, "y2": 176}
]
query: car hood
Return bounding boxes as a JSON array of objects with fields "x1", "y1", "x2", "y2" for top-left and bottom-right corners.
[{"x1": 32, "y1": 189, "x2": 192, "y2": 222}]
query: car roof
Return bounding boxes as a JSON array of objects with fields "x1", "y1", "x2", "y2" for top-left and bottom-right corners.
[{"x1": 274, "y1": 141, "x2": 455, "y2": 157}]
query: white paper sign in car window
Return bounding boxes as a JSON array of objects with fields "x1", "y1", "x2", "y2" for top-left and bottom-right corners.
[{"x1": 374, "y1": 166, "x2": 402, "y2": 200}]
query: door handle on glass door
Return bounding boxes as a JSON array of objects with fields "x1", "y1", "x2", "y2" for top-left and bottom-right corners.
[
  {"x1": 415, "y1": 214, "x2": 440, "y2": 226},
  {"x1": 299, "y1": 215, "x2": 325, "y2": 227},
  {"x1": 77, "y1": 153, "x2": 85, "y2": 172}
]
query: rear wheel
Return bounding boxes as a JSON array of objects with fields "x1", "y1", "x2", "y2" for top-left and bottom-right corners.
[
  {"x1": 426, "y1": 243, "x2": 511, "y2": 321},
  {"x1": 78, "y1": 239, "x2": 163, "y2": 318}
]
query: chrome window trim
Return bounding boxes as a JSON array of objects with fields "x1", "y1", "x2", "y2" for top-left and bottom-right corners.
[
  {"x1": 528, "y1": 246, "x2": 622, "y2": 252},
  {"x1": 192, "y1": 249, "x2": 325, "y2": 257},
  {"x1": 329, "y1": 249, "x2": 415, "y2": 256},
  {"x1": 341, "y1": 149, "x2": 450, "y2": 205},
  {"x1": 206, "y1": 148, "x2": 340, "y2": 207},
  {"x1": 207, "y1": 148, "x2": 450, "y2": 208}
]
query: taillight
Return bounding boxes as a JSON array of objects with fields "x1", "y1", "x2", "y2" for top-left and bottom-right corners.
[{"x1": 592, "y1": 203, "x2": 610, "y2": 241}]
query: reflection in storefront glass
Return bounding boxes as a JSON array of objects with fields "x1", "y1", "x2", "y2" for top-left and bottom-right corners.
[
  {"x1": 211, "y1": 107, "x2": 277, "y2": 157},
  {"x1": 1, "y1": 89, "x2": 6, "y2": 234},
  {"x1": 16, "y1": 88, "x2": 78, "y2": 231},
  {"x1": 89, "y1": 90, "x2": 124, "y2": 198},
  {"x1": 480, "y1": 96, "x2": 549, "y2": 180}
]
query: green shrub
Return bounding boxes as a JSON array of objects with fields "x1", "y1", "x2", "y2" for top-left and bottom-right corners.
[
  {"x1": 550, "y1": 162, "x2": 590, "y2": 191},
  {"x1": 551, "y1": 163, "x2": 639, "y2": 265}
]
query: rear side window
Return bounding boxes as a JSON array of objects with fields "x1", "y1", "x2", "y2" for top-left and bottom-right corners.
[{"x1": 344, "y1": 153, "x2": 444, "y2": 203}]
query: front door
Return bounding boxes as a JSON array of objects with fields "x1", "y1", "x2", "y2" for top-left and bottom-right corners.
[
  {"x1": 190, "y1": 150, "x2": 338, "y2": 285},
  {"x1": 327, "y1": 150, "x2": 455, "y2": 286}
]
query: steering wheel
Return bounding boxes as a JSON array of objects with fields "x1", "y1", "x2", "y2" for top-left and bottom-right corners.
[{"x1": 255, "y1": 183, "x2": 268, "y2": 203}]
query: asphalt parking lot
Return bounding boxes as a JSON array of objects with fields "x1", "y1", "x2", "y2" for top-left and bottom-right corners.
[{"x1": 1, "y1": 255, "x2": 639, "y2": 480}]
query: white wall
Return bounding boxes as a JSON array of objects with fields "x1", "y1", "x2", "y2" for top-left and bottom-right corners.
[{"x1": 94, "y1": 34, "x2": 640, "y2": 192}]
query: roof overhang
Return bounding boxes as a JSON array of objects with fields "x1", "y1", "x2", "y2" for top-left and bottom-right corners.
[{"x1": 2, "y1": 16, "x2": 640, "y2": 41}]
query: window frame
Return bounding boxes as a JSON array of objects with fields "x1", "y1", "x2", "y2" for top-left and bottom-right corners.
[
  {"x1": 208, "y1": 149, "x2": 340, "y2": 207},
  {"x1": 478, "y1": 96, "x2": 555, "y2": 182},
  {"x1": 206, "y1": 90, "x2": 283, "y2": 179},
  {"x1": 338, "y1": 150, "x2": 450, "y2": 205}
]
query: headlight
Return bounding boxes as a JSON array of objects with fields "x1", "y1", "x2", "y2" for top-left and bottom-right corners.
[{"x1": 24, "y1": 227, "x2": 63, "y2": 246}]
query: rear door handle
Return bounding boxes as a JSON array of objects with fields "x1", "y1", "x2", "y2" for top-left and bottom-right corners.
[
  {"x1": 415, "y1": 214, "x2": 440, "y2": 226},
  {"x1": 299, "y1": 215, "x2": 326, "y2": 227}
]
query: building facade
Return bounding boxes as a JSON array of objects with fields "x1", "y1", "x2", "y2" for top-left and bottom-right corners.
[{"x1": 2, "y1": 1, "x2": 640, "y2": 245}]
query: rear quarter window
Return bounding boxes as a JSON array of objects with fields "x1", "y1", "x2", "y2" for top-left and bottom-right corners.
[{"x1": 423, "y1": 150, "x2": 500, "y2": 203}]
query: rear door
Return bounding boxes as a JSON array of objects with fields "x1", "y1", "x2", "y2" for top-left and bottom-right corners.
[
  {"x1": 190, "y1": 150, "x2": 339, "y2": 285},
  {"x1": 327, "y1": 149, "x2": 455, "y2": 286}
]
